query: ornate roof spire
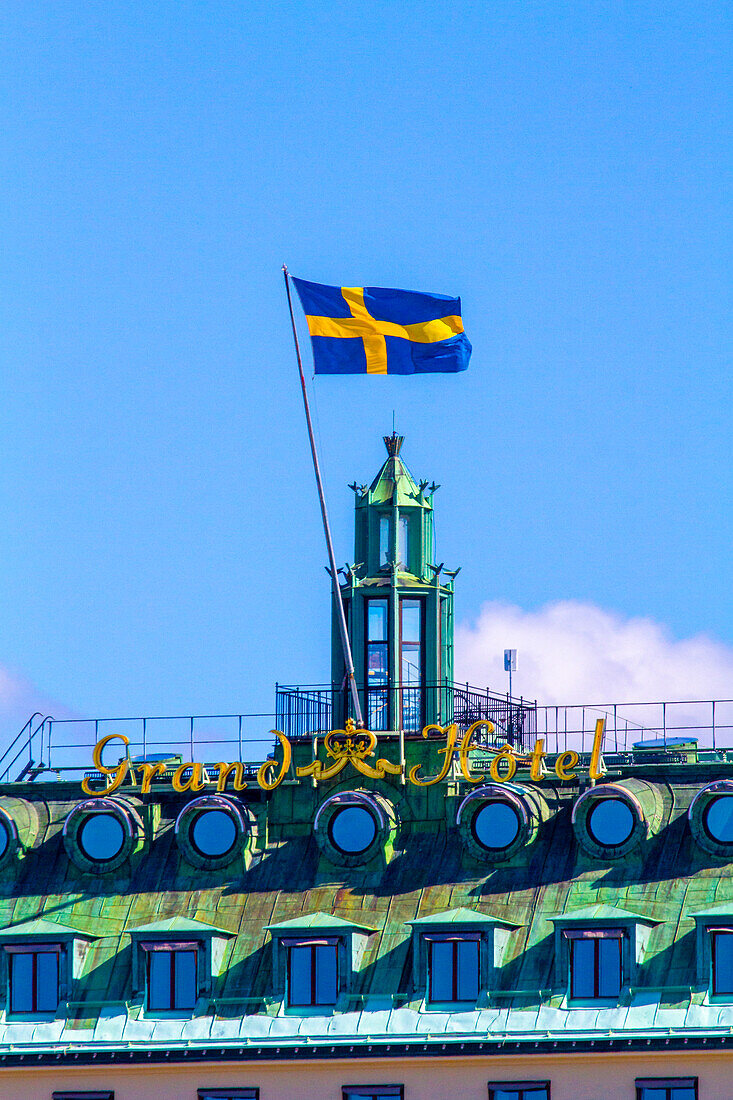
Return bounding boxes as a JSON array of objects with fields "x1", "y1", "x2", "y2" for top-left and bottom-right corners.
[{"x1": 383, "y1": 432, "x2": 404, "y2": 457}]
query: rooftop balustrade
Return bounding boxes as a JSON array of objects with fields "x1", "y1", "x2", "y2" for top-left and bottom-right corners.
[{"x1": 0, "y1": 692, "x2": 731, "y2": 784}]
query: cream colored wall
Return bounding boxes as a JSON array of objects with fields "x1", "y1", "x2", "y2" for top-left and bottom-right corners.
[{"x1": 0, "y1": 1051, "x2": 724, "y2": 1100}]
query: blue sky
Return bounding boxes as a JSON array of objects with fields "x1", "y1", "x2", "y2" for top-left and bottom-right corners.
[{"x1": 0, "y1": 1, "x2": 730, "y2": 732}]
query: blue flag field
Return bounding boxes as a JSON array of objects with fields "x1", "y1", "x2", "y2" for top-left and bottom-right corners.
[{"x1": 292, "y1": 277, "x2": 472, "y2": 375}]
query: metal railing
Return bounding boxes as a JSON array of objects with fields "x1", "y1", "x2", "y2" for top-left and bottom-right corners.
[
  {"x1": 275, "y1": 680, "x2": 537, "y2": 745},
  {"x1": 0, "y1": 712, "x2": 277, "y2": 783},
  {"x1": 1, "y1": 696, "x2": 731, "y2": 784},
  {"x1": 534, "y1": 699, "x2": 733, "y2": 756}
]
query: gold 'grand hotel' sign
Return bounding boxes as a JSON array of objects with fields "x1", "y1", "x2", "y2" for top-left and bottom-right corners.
[{"x1": 82, "y1": 718, "x2": 608, "y2": 797}]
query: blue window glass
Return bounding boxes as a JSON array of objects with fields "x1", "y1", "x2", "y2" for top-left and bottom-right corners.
[
  {"x1": 636, "y1": 1081, "x2": 696, "y2": 1100},
  {"x1": 472, "y1": 801, "x2": 521, "y2": 851},
  {"x1": 489, "y1": 1086, "x2": 550, "y2": 1100},
  {"x1": 366, "y1": 598, "x2": 389, "y2": 730},
  {"x1": 712, "y1": 931, "x2": 733, "y2": 995},
  {"x1": 343, "y1": 1090, "x2": 402, "y2": 1100},
  {"x1": 198, "y1": 1092, "x2": 259, "y2": 1100},
  {"x1": 379, "y1": 515, "x2": 390, "y2": 566},
  {"x1": 78, "y1": 813, "x2": 126, "y2": 861},
  {"x1": 192, "y1": 810, "x2": 237, "y2": 858},
  {"x1": 400, "y1": 598, "x2": 423, "y2": 731},
  {"x1": 398, "y1": 515, "x2": 409, "y2": 570},
  {"x1": 428, "y1": 936, "x2": 479, "y2": 1003},
  {"x1": 569, "y1": 934, "x2": 622, "y2": 999},
  {"x1": 287, "y1": 942, "x2": 338, "y2": 1007},
  {"x1": 587, "y1": 798, "x2": 635, "y2": 846},
  {"x1": 146, "y1": 947, "x2": 197, "y2": 1011},
  {"x1": 705, "y1": 796, "x2": 733, "y2": 842},
  {"x1": 329, "y1": 805, "x2": 377, "y2": 854},
  {"x1": 9, "y1": 948, "x2": 59, "y2": 1013},
  {"x1": 0, "y1": 819, "x2": 8, "y2": 859}
]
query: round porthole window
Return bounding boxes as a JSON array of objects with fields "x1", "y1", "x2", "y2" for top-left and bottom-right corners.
[
  {"x1": 328, "y1": 804, "x2": 378, "y2": 855},
  {"x1": 314, "y1": 791, "x2": 397, "y2": 865},
  {"x1": 0, "y1": 797, "x2": 39, "y2": 868},
  {"x1": 175, "y1": 795, "x2": 251, "y2": 869},
  {"x1": 689, "y1": 781, "x2": 733, "y2": 857},
  {"x1": 704, "y1": 797, "x2": 733, "y2": 843},
  {"x1": 572, "y1": 783, "x2": 650, "y2": 858},
  {"x1": 191, "y1": 808, "x2": 239, "y2": 859},
  {"x1": 472, "y1": 800, "x2": 521, "y2": 851},
  {"x1": 457, "y1": 784, "x2": 546, "y2": 862},
  {"x1": 78, "y1": 812, "x2": 126, "y2": 862},
  {"x1": 587, "y1": 798, "x2": 636, "y2": 847},
  {"x1": 63, "y1": 798, "x2": 142, "y2": 873}
]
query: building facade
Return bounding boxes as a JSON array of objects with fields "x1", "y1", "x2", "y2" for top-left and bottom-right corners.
[{"x1": 0, "y1": 438, "x2": 730, "y2": 1100}]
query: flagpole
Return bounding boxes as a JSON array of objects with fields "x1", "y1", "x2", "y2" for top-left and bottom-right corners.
[{"x1": 282, "y1": 265, "x2": 365, "y2": 728}]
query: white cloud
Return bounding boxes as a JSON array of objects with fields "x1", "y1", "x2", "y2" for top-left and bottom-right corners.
[
  {"x1": 456, "y1": 601, "x2": 733, "y2": 749},
  {"x1": 0, "y1": 665, "x2": 68, "y2": 745}
]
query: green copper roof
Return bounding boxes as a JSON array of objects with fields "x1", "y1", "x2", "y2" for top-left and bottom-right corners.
[
  {"x1": 549, "y1": 904, "x2": 660, "y2": 926},
  {"x1": 407, "y1": 906, "x2": 519, "y2": 928},
  {"x1": 266, "y1": 910, "x2": 376, "y2": 935},
  {"x1": 690, "y1": 902, "x2": 733, "y2": 919},
  {"x1": 0, "y1": 916, "x2": 95, "y2": 940},
  {"x1": 128, "y1": 916, "x2": 233, "y2": 937}
]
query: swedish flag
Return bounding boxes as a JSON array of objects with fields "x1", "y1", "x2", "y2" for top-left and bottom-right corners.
[{"x1": 292, "y1": 277, "x2": 471, "y2": 375}]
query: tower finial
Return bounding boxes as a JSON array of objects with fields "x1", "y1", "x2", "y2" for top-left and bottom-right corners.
[{"x1": 384, "y1": 431, "x2": 404, "y2": 457}]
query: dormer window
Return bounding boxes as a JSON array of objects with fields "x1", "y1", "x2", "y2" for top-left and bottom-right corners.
[
  {"x1": 711, "y1": 928, "x2": 733, "y2": 996},
  {"x1": 143, "y1": 941, "x2": 198, "y2": 1011},
  {"x1": 7, "y1": 944, "x2": 60, "y2": 1013},
  {"x1": 0, "y1": 916, "x2": 94, "y2": 1018},
  {"x1": 407, "y1": 907, "x2": 518, "y2": 1009},
  {"x1": 566, "y1": 929, "x2": 623, "y2": 1000},
  {"x1": 267, "y1": 911, "x2": 375, "y2": 1013},
  {"x1": 129, "y1": 916, "x2": 233, "y2": 1016},
  {"x1": 551, "y1": 905, "x2": 659, "y2": 1004},
  {"x1": 426, "y1": 933, "x2": 480, "y2": 1004},
  {"x1": 285, "y1": 937, "x2": 338, "y2": 1008}
]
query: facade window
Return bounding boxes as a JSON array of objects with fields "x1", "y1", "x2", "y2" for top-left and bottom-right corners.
[
  {"x1": 400, "y1": 597, "x2": 423, "y2": 731},
  {"x1": 636, "y1": 1079, "x2": 697, "y2": 1100},
  {"x1": 711, "y1": 929, "x2": 733, "y2": 995},
  {"x1": 286, "y1": 938, "x2": 338, "y2": 1007},
  {"x1": 343, "y1": 1089, "x2": 403, "y2": 1100},
  {"x1": 53, "y1": 1094, "x2": 115, "y2": 1100},
  {"x1": 567, "y1": 930, "x2": 622, "y2": 999},
  {"x1": 143, "y1": 943, "x2": 198, "y2": 1011},
  {"x1": 366, "y1": 598, "x2": 389, "y2": 731},
  {"x1": 7, "y1": 945, "x2": 60, "y2": 1013},
  {"x1": 488, "y1": 1084, "x2": 550, "y2": 1100},
  {"x1": 426, "y1": 934, "x2": 480, "y2": 1003},
  {"x1": 198, "y1": 1092, "x2": 259, "y2": 1100}
]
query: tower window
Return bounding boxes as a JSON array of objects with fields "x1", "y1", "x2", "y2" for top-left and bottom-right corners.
[
  {"x1": 366, "y1": 598, "x2": 389, "y2": 731},
  {"x1": 400, "y1": 598, "x2": 423, "y2": 730},
  {"x1": 398, "y1": 515, "x2": 409, "y2": 569},
  {"x1": 379, "y1": 515, "x2": 390, "y2": 566},
  {"x1": 378, "y1": 515, "x2": 409, "y2": 569}
]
